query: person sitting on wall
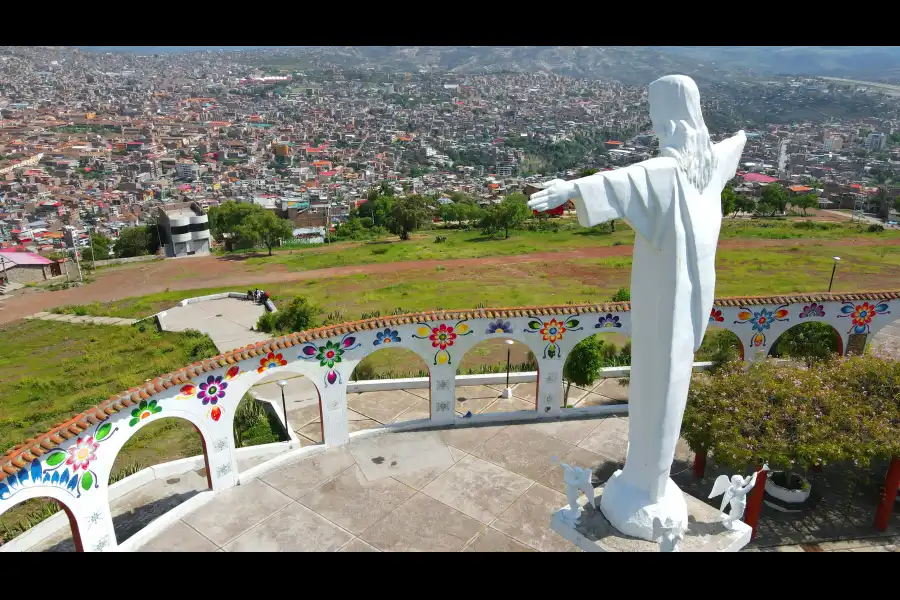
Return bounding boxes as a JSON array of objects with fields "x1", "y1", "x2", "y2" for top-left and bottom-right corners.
[{"x1": 247, "y1": 289, "x2": 253, "y2": 301}]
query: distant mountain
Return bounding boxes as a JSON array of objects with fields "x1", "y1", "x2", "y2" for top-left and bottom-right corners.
[{"x1": 75, "y1": 46, "x2": 900, "y2": 85}]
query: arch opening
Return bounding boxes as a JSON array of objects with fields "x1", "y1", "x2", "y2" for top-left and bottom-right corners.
[
  {"x1": 768, "y1": 321, "x2": 843, "y2": 366},
  {"x1": 697, "y1": 326, "x2": 744, "y2": 363},
  {"x1": 348, "y1": 347, "x2": 432, "y2": 426},
  {"x1": 106, "y1": 416, "x2": 210, "y2": 547},
  {"x1": 247, "y1": 370, "x2": 325, "y2": 448},
  {"x1": 454, "y1": 338, "x2": 539, "y2": 416},
  {"x1": 561, "y1": 333, "x2": 631, "y2": 409},
  {"x1": 0, "y1": 496, "x2": 82, "y2": 552}
]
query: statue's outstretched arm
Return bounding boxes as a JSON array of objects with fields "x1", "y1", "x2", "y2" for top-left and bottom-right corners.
[{"x1": 571, "y1": 158, "x2": 677, "y2": 249}]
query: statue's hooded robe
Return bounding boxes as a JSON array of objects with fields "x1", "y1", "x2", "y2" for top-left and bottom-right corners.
[{"x1": 570, "y1": 75, "x2": 746, "y2": 500}]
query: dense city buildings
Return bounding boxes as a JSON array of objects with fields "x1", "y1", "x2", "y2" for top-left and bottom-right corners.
[{"x1": 1, "y1": 46, "x2": 899, "y2": 260}]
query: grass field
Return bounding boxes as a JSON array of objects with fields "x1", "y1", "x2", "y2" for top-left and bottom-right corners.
[{"x1": 222, "y1": 218, "x2": 898, "y2": 274}]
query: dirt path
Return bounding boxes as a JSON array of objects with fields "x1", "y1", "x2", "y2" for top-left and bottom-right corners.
[{"x1": 1, "y1": 236, "x2": 898, "y2": 325}]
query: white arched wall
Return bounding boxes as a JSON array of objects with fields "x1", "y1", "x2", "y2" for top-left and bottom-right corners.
[
  {"x1": 711, "y1": 299, "x2": 893, "y2": 363},
  {"x1": 1, "y1": 294, "x2": 892, "y2": 551}
]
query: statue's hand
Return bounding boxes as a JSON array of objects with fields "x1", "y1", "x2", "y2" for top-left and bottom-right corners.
[{"x1": 528, "y1": 179, "x2": 578, "y2": 212}]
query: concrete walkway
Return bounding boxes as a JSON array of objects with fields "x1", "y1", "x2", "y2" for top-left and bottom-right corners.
[
  {"x1": 23, "y1": 312, "x2": 139, "y2": 326},
  {"x1": 870, "y1": 319, "x2": 900, "y2": 360},
  {"x1": 158, "y1": 297, "x2": 269, "y2": 353}
]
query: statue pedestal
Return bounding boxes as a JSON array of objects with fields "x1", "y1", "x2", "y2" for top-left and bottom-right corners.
[{"x1": 550, "y1": 486, "x2": 752, "y2": 552}]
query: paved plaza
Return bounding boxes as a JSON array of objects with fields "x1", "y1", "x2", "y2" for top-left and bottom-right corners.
[{"x1": 158, "y1": 297, "x2": 270, "y2": 353}]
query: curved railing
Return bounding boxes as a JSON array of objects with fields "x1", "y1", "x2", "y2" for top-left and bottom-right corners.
[{"x1": 0, "y1": 290, "x2": 895, "y2": 551}]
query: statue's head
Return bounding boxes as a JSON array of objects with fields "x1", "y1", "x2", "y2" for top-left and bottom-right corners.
[
  {"x1": 649, "y1": 74, "x2": 717, "y2": 193},
  {"x1": 731, "y1": 474, "x2": 744, "y2": 487}
]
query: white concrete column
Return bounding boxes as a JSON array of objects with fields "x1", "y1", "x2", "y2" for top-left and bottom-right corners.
[
  {"x1": 536, "y1": 359, "x2": 563, "y2": 416},
  {"x1": 76, "y1": 500, "x2": 116, "y2": 552},
  {"x1": 206, "y1": 433, "x2": 239, "y2": 492},
  {"x1": 430, "y1": 366, "x2": 456, "y2": 425},
  {"x1": 320, "y1": 384, "x2": 350, "y2": 447}
]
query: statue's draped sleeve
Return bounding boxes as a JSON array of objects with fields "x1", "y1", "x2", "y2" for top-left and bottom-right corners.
[
  {"x1": 712, "y1": 131, "x2": 747, "y2": 191},
  {"x1": 571, "y1": 158, "x2": 678, "y2": 250}
]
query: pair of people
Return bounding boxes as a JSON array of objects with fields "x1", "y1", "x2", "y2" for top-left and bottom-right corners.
[{"x1": 247, "y1": 289, "x2": 269, "y2": 304}]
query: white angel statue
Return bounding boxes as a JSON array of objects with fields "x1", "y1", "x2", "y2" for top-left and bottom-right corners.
[
  {"x1": 652, "y1": 516, "x2": 686, "y2": 552},
  {"x1": 708, "y1": 465, "x2": 770, "y2": 529},
  {"x1": 555, "y1": 457, "x2": 595, "y2": 522}
]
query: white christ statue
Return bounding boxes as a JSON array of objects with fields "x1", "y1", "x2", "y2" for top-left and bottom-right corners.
[{"x1": 529, "y1": 74, "x2": 746, "y2": 541}]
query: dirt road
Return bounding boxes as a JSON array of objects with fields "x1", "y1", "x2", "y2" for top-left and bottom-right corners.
[{"x1": 1, "y1": 236, "x2": 897, "y2": 325}]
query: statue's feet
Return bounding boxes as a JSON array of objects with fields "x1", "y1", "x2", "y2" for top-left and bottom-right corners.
[
  {"x1": 599, "y1": 470, "x2": 688, "y2": 542},
  {"x1": 559, "y1": 506, "x2": 582, "y2": 523}
]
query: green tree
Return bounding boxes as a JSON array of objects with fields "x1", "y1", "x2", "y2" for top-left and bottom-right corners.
[
  {"x1": 720, "y1": 183, "x2": 738, "y2": 217},
  {"x1": 237, "y1": 210, "x2": 294, "y2": 256},
  {"x1": 578, "y1": 167, "x2": 599, "y2": 178},
  {"x1": 755, "y1": 201, "x2": 774, "y2": 217},
  {"x1": 387, "y1": 195, "x2": 431, "y2": 240},
  {"x1": 734, "y1": 195, "x2": 752, "y2": 217},
  {"x1": 439, "y1": 202, "x2": 462, "y2": 225},
  {"x1": 562, "y1": 337, "x2": 607, "y2": 405},
  {"x1": 357, "y1": 195, "x2": 394, "y2": 227},
  {"x1": 893, "y1": 197, "x2": 900, "y2": 214},
  {"x1": 90, "y1": 234, "x2": 112, "y2": 259},
  {"x1": 793, "y1": 194, "x2": 818, "y2": 217},
  {"x1": 761, "y1": 184, "x2": 788, "y2": 216},
  {"x1": 208, "y1": 201, "x2": 260, "y2": 240},
  {"x1": 611, "y1": 287, "x2": 631, "y2": 302},
  {"x1": 113, "y1": 226, "x2": 150, "y2": 258},
  {"x1": 482, "y1": 193, "x2": 531, "y2": 239}
]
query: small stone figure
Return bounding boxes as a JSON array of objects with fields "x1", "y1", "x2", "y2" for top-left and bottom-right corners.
[
  {"x1": 652, "y1": 516, "x2": 686, "y2": 552},
  {"x1": 555, "y1": 457, "x2": 595, "y2": 522},
  {"x1": 708, "y1": 464, "x2": 770, "y2": 529}
]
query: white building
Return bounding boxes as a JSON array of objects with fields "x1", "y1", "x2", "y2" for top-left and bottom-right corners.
[
  {"x1": 175, "y1": 161, "x2": 200, "y2": 181},
  {"x1": 866, "y1": 132, "x2": 887, "y2": 151}
]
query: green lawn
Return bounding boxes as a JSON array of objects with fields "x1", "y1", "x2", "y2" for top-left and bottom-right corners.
[{"x1": 225, "y1": 218, "x2": 897, "y2": 274}]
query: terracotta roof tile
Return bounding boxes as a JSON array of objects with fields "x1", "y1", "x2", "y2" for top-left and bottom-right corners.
[{"x1": 1, "y1": 290, "x2": 898, "y2": 480}]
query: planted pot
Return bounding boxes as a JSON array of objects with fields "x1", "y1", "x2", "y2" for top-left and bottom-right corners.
[{"x1": 764, "y1": 471, "x2": 811, "y2": 513}]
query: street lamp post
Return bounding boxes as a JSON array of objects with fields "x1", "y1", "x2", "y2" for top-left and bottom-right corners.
[
  {"x1": 502, "y1": 339, "x2": 515, "y2": 399},
  {"x1": 276, "y1": 379, "x2": 289, "y2": 441},
  {"x1": 828, "y1": 256, "x2": 841, "y2": 292}
]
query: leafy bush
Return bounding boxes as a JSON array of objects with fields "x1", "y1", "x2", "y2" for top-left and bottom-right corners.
[
  {"x1": 255, "y1": 297, "x2": 320, "y2": 335},
  {"x1": 434, "y1": 235, "x2": 448, "y2": 243},
  {"x1": 611, "y1": 287, "x2": 631, "y2": 302},
  {"x1": 696, "y1": 329, "x2": 742, "y2": 371},
  {"x1": 867, "y1": 223, "x2": 885, "y2": 233},
  {"x1": 682, "y1": 356, "x2": 900, "y2": 473},
  {"x1": 769, "y1": 322, "x2": 840, "y2": 367}
]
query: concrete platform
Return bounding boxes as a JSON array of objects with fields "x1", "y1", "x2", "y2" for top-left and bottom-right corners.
[{"x1": 550, "y1": 486, "x2": 751, "y2": 552}]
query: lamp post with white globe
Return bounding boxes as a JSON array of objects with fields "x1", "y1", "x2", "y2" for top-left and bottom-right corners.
[
  {"x1": 276, "y1": 379, "x2": 289, "y2": 440},
  {"x1": 828, "y1": 256, "x2": 840, "y2": 292},
  {"x1": 502, "y1": 339, "x2": 515, "y2": 399}
]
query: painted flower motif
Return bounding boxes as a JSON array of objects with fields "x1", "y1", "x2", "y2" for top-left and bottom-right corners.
[
  {"x1": 539, "y1": 319, "x2": 567, "y2": 343},
  {"x1": 66, "y1": 436, "x2": 100, "y2": 472},
  {"x1": 485, "y1": 318, "x2": 513, "y2": 335},
  {"x1": 129, "y1": 399, "x2": 161, "y2": 427},
  {"x1": 840, "y1": 301, "x2": 891, "y2": 334},
  {"x1": 374, "y1": 328, "x2": 401, "y2": 346},
  {"x1": 798, "y1": 303, "x2": 825, "y2": 318},
  {"x1": 429, "y1": 324, "x2": 457, "y2": 350},
  {"x1": 596, "y1": 314, "x2": 622, "y2": 329},
  {"x1": 224, "y1": 365, "x2": 241, "y2": 380},
  {"x1": 198, "y1": 375, "x2": 227, "y2": 405},
  {"x1": 257, "y1": 352, "x2": 287, "y2": 374},
  {"x1": 316, "y1": 340, "x2": 344, "y2": 368},
  {"x1": 709, "y1": 308, "x2": 724, "y2": 323}
]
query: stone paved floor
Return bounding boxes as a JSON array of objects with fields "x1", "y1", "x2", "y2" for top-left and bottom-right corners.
[
  {"x1": 870, "y1": 319, "x2": 900, "y2": 360},
  {"x1": 23, "y1": 312, "x2": 139, "y2": 326},
  {"x1": 18, "y1": 394, "x2": 900, "y2": 552}
]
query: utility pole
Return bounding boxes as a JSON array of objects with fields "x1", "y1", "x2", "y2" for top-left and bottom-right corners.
[{"x1": 86, "y1": 225, "x2": 96, "y2": 270}]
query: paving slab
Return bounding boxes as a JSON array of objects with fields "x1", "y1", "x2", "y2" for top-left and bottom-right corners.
[
  {"x1": 182, "y1": 479, "x2": 292, "y2": 547},
  {"x1": 347, "y1": 390, "x2": 421, "y2": 424},
  {"x1": 140, "y1": 520, "x2": 219, "y2": 552},
  {"x1": 590, "y1": 378, "x2": 630, "y2": 402},
  {"x1": 493, "y1": 483, "x2": 579, "y2": 552},
  {"x1": 578, "y1": 416, "x2": 629, "y2": 462},
  {"x1": 525, "y1": 418, "x2": 602, "y2": 446},
  {"x1": 360, "y1": 493, "x2": 484, "y2": 552},
  {"x1": 390, "y1": 400, "x2": 431, "y2": 423},
  {"x1": 260, "y1": 447, "x2": 356, "y2": 500},
  {"x1": 223, "y1": 502, "x2": 353, "y2": 552},
  {"x1": 437, "y1": 424, "x2": 507, "y2": 454},
  {"x1": 464, "y1": 527, "x2": 536, "y2": 552},
  {"x1": 348, "y1": 431, "x2": 454, "y2": 482},
  {"x1": 298, "y1": 465, "x2": 417, "y2": 535},
  {"x1": 421, "y1": 455, "x2": 532, "y2": 524},
  {"x1": 454, "y1": 385, "x2": 502, "y2": 414},
  {"x1": 340, "y1": 537, "x2": 381, "y2": 552},
  {"x1": 471, "y1": 425, "x2": 574, "y2": 481}
]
